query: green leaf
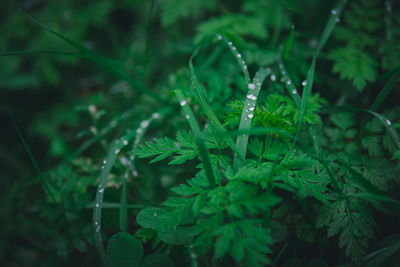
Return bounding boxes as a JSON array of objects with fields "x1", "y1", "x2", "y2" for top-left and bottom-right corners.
[
  {"x1": 331, "y1": 46, "x2": 377, "y2": 91},
  {"x1": 136, "y1": 208, "x2": 168, "y2": 230},
  {"x1": 362, "y1": 136, "x2": 382, "y2": 157},
  {"x1": 317, "y1": 199, "x2": 375, "y2": 261},
  {"x1": 214, "y1": 224, "x2": 236, "y2": 258},
  {"x1": 106, "y1": 232, "x2": 143, "y2": 267},
  {"x1": 134, "y1": 138, "x2": 178, "y2": 163},
  {"x1": 159, "y1": 225, "x2": 193, "y2": 245}
]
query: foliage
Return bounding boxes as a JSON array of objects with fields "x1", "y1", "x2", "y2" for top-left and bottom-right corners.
[{"x1": 2, "y1": 0, "x2": 400, "y2": 266}]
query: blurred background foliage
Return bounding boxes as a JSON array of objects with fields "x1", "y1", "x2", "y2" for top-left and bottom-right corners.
[{"x1": 1, "y1": 0, "x2": 399, "y2": 266}]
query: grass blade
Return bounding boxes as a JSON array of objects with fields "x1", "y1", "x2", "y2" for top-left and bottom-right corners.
[
  {"x1": 0, "y1": 50, "x2": 80, "y2": 57},
  {"x1": 119, "y1": 179, "x2": 127, "y2": 232},
  {"x1": 359, "y1": 67, "x2": 400, "y2": 139},
  {"x1": 370, "y1": 68, "x2": 400, "y2": 112},
  {"x1": 233, "y1": 67, "x2": 271, "y2": 169},
  {"x1": 93, "y1": 138, "x2": 128, "y2": 266},
  {"x1": 216, "y1": 34, "x2": 250, "y2": 83},
  {"x1": 293, "y1": 0, "x2": 348, "y2": 147},
  {"x1": 7, "y1": 108, "x2": 56, "y2": 203},
  {"x1": 93, "y1": 109, "x2": 166, "y2": 263},
  {"x1": 189, "y1": 51, "x2": 245, "y2": 161},
  {"x1": 118, "y1": 111, "x2": 164, "y2": 232},
  {"x1": 20, "y1": 7, "x2": 164, "y2": 103},
  {"x1": 86, "y1": 202, "x2": 143, "y2": 209},
  {"x1": 174, "y1": 89, "x2": 216, "y2": 188},
  {"x1": 277, "y1": 57, "x2": 301, "y2": 107},
  {"x1": 320, "y1": 105, "x2": 400, "y2": 149},
  {"x1": 282, "y1": 25, "x2": 295, "y2": 61}
]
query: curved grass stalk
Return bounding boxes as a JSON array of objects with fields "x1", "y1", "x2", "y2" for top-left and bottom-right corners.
[
  {"x1": 93, "y1": 136, "x2": 132, "y2": 266},
  {"x1": 277, "y1": 57, "x2": 301, "y2": 107},
  {"x1": 174, "y1": 90, "x2": 216, "y2": 188},
  {"x1": 359, "y1": 68, "x2": 400, "y2": 139},
  {"x1": 320, "y1": 105, "x2": 400, "y2": 149},
  {"x1": 216, "y1": 34, "x2": 250, "y2": 83},
  {"x1": 8, "y1": 108, "x2": 56, "y2": 204},
  {"x1": 119, "y1": 111, "x2": 165, "y2": 231},
  {"x1": 293, "y1": 0, "x2": 348, "y2": 147},
  {"x1": 189, "y1": 52, "x2": 245, "y2": 162},
  {"x1": 93, "y1": 110, "x2": 165, "y2": 265}
]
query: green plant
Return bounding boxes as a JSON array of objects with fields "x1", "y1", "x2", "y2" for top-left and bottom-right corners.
[
  {"x1": 131, "y1": 3, "x2": 400, "y2": 266},
  {"x1": 3, "y1": 0, "x2": 400, "y2": 266}
]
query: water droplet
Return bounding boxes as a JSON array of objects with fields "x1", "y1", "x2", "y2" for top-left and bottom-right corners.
[
  {"x1": 257, "y1": 82, "x2": 261, "y2": 87},
  {"x1": 386, "y1": 119, "x2": 392, "y2": 126},
  {"x1": 244, "y1": 65, "x2": 247, "y2": 69},
  {"x1": 180, "y1": 100, "x2": 187, "y2": 106},
  {"x1": 302, "y1": 80, "x2": 307, "y2": 86},
  {"x1": 152, "y1": 112, "x2": 160, "y2": 119},
  {"x1": 88, "y1": 105, "x2": 96, "y2": 114},
  {"x1": 248, "y1": 83, "x2": 256, "y2": 90},
  {"x1": 95, "y1": 203, "x2": 99, "y2": 208},
  {"x1": 237, "y1": 54, "x2": 242, "y2": 58},
  {"x1": 133, "y1": 170, "x2": 138, "y2": 177},
  {"x1": 228, "y1": 41, "x2": 232, "y2": 45},
  {"x1": 247, "y1": 94, "x2": 257, "y2": 101},
  {"x1": 249, "y1": 107, "x2": 255, "y2": 111},
  {"x1": 123, "y1": 140, "x2": 128, "y2": 145},
  {"x1": 185, "y1": 115, "x2": 190, "y2": 119},
  {"x1": 154, "y1": 212, "x2": 158, "y2": 216},
  {"x1": 287, "y1": 80, "x2": 291, "y2": 85},
  {"x1": 336, "y1": 17, "x2": 340, "y2": 23},
  {"x1": 101, "y1": 165, "x2": 104, "y2": 169},
  {"x1": 103, "y1": 160, "x2": 106, "y2": 164},
  {"x1": 270, "y1": 74, "x2": 276, "y2": 81},
  {"x1": 114, "y1": 149, "x2": 120, "y2": 154},
  {"x1": 95, "y1": 225, "x2": 101, "y2": 232},
  {"x1": 248, "y1": 113, "x2": 254, "y2": 119},
  {"x1": 140, "y1": 120, "x2": 150, "y2": 128},
  {"x1": 292, "y1": 89, "x2": 297, "y2": 94},
  {"x1": 137, "y1": 128, "x2": 143, "y2": 134},
  {"x1": 232, "y1": 46, "x2": 236, "y2": 51},
  {"x1": 95, "y1": 222, "x2": 98, "y2": 225},
  {"x1": 99, "y1": 188, "x2": 104, "y2": 193},
  {"x1": 217, "y1": 34, "x2": 222, "y2": 40},
  {"x1": 331, "y1": 9, "x2": 337, "y2": 15}
]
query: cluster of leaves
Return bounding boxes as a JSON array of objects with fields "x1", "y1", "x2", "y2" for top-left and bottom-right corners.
[{"x1": 330, "y1": 0, "x2": 400, "y2": 91}]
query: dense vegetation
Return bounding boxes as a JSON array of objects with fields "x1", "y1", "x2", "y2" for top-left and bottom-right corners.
[{"x1": 1, "y1": 0, "x2": 400, "y2": 266}]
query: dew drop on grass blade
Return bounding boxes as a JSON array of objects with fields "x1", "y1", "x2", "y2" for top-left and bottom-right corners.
[{"x1": 233, "y1": 67, "x2": 272, "y2": 169}]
